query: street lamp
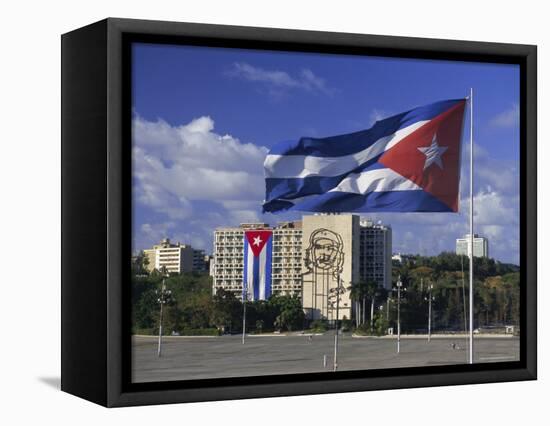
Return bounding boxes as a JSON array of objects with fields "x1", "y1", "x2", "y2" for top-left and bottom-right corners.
[
  {"x1": 395, "y1": 276, "x2": 404, "y2": 354},
  {"x1": 328, "y1": 280, "x2": 345, "y2": 372},
  {"x1": 424, "y1": 283, "x2": 434, "y2": 342},
  {"x1": 156, "y1": 267, "x2": 172, "y2": 357},
  {"x1": 242, "y1": 289, "x2": 248, "y2": 345}
]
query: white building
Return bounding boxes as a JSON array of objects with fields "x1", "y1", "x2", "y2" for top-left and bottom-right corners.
[
  {"x1": 456, "y1": 233, "x2": 489, "y2": 258},
  {"x1": 211, "y1": 223, "x2": 269, "y2": 298},
  {"x1": 210, "y1": 215, "x2": 393, "y2": 320},
  {"x1": 272, "y1": 221, "x2": 303, "y2": 296},
  {"x1": 143, "y1": 238, "x2": 194, "y2": 274}
]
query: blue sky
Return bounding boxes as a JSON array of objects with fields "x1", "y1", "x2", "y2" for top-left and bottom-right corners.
[{"x1": 132, "y1": 42, "x2": 520, "y2": 264}]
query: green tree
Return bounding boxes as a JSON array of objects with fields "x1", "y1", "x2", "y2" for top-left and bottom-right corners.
[
  {"x1": 255, "y1": 319, "x2": 264, "y2": 334},
  {"x1": 211, "y1": 288, "x2": 241, "y2": 332},
  {"x1": 365, "y1": 280, "x2": 380, "y2": 332},
  {"x1": 268, "y1": 294, "x2": 305, "y2": 331},
  {"x1": 373, "y1": 312, "x2": 389, "y2": 336},
  {"x1": 348, "y1": 280, "x2": 366, "y2": 327}
]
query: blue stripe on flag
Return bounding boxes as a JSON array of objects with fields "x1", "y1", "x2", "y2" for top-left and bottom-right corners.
[
  {"x1": 267, "y1": 99, "x2": 464, "y2": 157},
  {"x1": 242, "y1": 238, "x2": 248, "y2": 300},
  {"x1": 252, "y1": 255, "x2": 260, "y2": 301},
  {"x1": 285, "y1": 189, "x2": 453, "y2": 213},
  {"x1": 264, "y1": 235, "x2": 272, "y2": 299},
  {"x1": 264, "y1": 160, "x2": 384, "y2": 207}
]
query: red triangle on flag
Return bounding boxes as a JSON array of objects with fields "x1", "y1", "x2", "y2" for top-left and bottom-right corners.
[
  {"x1": 245, "y1": 230, "x2": 272, "y2": 257},
  {"x1": 378, "y1": 100, "x2": 466, "y2": 211}
]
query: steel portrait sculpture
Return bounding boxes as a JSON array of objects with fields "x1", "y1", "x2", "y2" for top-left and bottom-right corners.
[
  {"x1": 304, "y1": 228, "x2": 346, "y2": 371},
  {"x1": 303, "y1": 228, "x2": 345, "y2": 322}
]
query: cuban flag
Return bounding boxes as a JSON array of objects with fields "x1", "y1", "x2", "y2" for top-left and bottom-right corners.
[
  {"x1": 243, "y1": 230, "x2": 273, "y2": 301},
  {"x1": 263, "y1": 98, "x2": 467, "y2": 213}
]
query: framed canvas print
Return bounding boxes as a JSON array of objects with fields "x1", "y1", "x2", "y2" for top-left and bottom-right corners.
[{"x1": 61, "y1": 18, "x2": 537, "y2": 407}]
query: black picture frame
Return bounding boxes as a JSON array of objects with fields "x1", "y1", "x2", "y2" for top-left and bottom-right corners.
[{"x1": 61, "y1": 17, "x2": 537, "y2": 407}]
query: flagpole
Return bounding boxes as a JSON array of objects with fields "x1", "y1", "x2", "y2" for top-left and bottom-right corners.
[
  {"x1": 242, "y1": 291, "x2": 247, "y2": 345},
  {"x1": 469, "y1": 88, "x2": 474, "y2": 364}
]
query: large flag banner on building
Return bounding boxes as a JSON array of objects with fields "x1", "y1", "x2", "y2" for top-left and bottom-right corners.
[
  {"x1": 243, "y1": 230, "x2": 273, "y2": 301},
  {"x1": 263, "y1": 99, "x2": 467, "y2": 214}
]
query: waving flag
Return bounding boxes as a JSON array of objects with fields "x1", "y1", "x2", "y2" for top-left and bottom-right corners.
[
  {"x1": 243, "y1": 230, "x2": 273, "y2": 301},
  {"x1": 263, "y1": 99, "x2": 466, "y2": 213}
]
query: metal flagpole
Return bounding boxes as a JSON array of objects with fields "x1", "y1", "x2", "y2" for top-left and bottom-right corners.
[
  {"x1": 333, "y1": 276, "x2": 340, "y2": 372},
  {"x1": 397, "y1": 275, "x2": 402, "y2": 354},
  {"x1": 242, "y1": 290, "x2": 247, "y2": 345},
  {"x1": 427, "y1": 283, "x2": 433, "y2": 343},
  {"x1": 461, "y1": 255, "x2": 467, "y2": 336},
  {"x1": 157, "y1": 278, "x2": 164, "y2": 357},
  {"x1": 469, "y1": 88, "x2": 474, "y2": 364}
]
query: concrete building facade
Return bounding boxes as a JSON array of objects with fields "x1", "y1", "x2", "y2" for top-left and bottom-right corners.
[
  {"x1": 272, "y1": 221, "x2": 303, "y2": 296},
  {"x1": 301, "y1": 214, "x2": 360, "y2": 321},
  {"x1": 143, "y1": 238, "x2": 194, "y2": 274},
  {"x1": 359, "y1": 219, "x2": 392, "y2": 290},
  {"x1": 212, "y1": 223, "x2": 269, "y2": 297},
  {"x1": 456, "y1": 233, "x2": 489, "y2": 258},
  {"x1": 192, "y1": 249, "x2": 207, "y2": 273},
  {"x1": 210, "y1": 215, "x2": 393, "y2": 321}
]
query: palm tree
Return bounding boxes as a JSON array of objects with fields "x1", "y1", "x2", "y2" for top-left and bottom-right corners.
[
  {"x1": 348, "y1": 280, "x2": 370, "y2": 327},
  {"x1": 365, "y1": 280, "x2": 379, "y2": 332},
  {"x1": 348, "y1": 281, "x2": 361, "y2": 327},
  {"x1": 347, "y1": 282, "x2": 360, "y2": 327}
]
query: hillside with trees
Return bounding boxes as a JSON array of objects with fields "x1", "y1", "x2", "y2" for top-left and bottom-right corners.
[
  {"x1": 132, "y1": 269, "x2": 304, "y2": 336},
  {"x1": 131, "y1": 251, "x2": 519, "y2": 336},
  {"x1": 387, "y1": 252, "x2": 520, "y2": 333}
]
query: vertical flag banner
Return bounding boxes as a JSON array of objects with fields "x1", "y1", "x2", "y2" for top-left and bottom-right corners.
[
  {"x1": 263, "y1": 99, "x2": 467, "y2": 214},
  {"x1": 243, "y1": 230, "x2": 273, "y2": 301}
]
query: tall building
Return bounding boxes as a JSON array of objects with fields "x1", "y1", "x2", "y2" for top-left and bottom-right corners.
[
  {"x1": 143, "y1": 238, "x2": 194, "y2": 274},
  {"x1": 359, "y1": 219, "x2": 392, "y2": 289},
  {"x1": 192, "y1": 249, "x2": 207, "y2": 272},
  {"x1": 272, "y1": 221, "x2": 302, "y2": 296},
  {"x1": 210, "y1": 215, "x2": 393, "y2": 321},
  {"x1": 301, "y1": 214, "x2": 360, "y2": 321},
  {"x1": 456, "y1": 234, "x2": 489, "y2": 258}
]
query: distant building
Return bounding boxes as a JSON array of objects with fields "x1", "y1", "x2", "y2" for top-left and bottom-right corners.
[
  {"x1": 210, "y1": 214, "x2": 393, "y2": 321},
  {"x1": 272, "y1": 221, "x2": 303, "y2": 296},
  {"x1": 456, "y1": 234, "x2": 489, "y2": 258},
  {"x1": 204, "y1": 254, "x2": 214, "y2": 275},
  {"x1": 192, "y1": 249, "x2": 207, "y2": 272},
  {"x1": 359, "y1": 219, "x2": 392, "y2": 290},
  {"x1": 301, "y1": 214, "x2": 359, "y2": 321},
  {"x1": 211, "y1": 222, "x2": 300, "y2": 299},
  {"x1": 211, "y1": 223, "x2": 270, "y2": 297},
  {"x1": 143, "y1": 238, "x2": 194, "y2": 274}
]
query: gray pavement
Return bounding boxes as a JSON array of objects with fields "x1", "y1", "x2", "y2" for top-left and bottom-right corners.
[{"x1": 131, "y1": 333, "x2": 519, "y2": 383}]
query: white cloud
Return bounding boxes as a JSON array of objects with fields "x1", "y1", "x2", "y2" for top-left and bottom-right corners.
[
  {"x1": 134, "y1": 221, "x2": 176, "y2": 252},
  {"x1": 227, "y1": 62, "x2": 335, "y2": 97},
  {"x1": 476, "y1": 166, "x2": 518, "y2": 195},
  {"x1": 133, "y1": 114, "x2": 269, "y2": 251},
  {"x1": 489, "y1": 103, "x2": 519, "y2": 128},
  {"x1": 472, "y1": 189, "x2": 518, "y2": 226},
  {"x1": 459, "y1": 142, "x2": 519, "y2": 198},
  {"x1": 133, "y1": 114, "x2": 267, "y2": 202},
  {"x1": 367, "y1": 186, "x2": 519, "y2": 264}
]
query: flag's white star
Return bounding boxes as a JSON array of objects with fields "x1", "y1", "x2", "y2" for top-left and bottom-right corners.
[
  {"x1": 253, "y1": 236, "x2": 263, "y2": 246},
  {"x1": 417, "y1": 134, "x2": 448, "y2": 170}
]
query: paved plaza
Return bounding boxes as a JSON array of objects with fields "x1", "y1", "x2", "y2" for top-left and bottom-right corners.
[{"x1": 132, "y1": 333, "x2": 519, "y2": 383}]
